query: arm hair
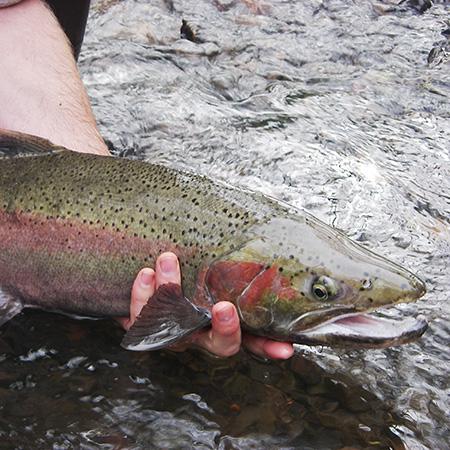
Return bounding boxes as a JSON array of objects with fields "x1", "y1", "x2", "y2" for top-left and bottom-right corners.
[{"x1": 0, "y1": 0, "x2": 108, "y2": 155}]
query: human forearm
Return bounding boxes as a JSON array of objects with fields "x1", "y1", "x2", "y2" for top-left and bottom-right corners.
[{"x1": 0, "y1": 0, "x2": 108, "y2": 155}]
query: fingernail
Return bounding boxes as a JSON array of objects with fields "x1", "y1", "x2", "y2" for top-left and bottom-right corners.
[
  {"x1": 159, "y1": 255, "x2": 177, "y2": 274},
  {"x1": 217, "y1": 304, "x2": 233, "y2": 323},
  {"x1": 140, "y1": 269, "x2": 154, "y2": 287},
  {"x1": 279, "y1": 345, "x2": 294, "y2": 359}
]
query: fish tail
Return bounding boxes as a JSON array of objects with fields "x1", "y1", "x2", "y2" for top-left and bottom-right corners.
[{"x1": 121, "y1": 283, "x2": 211, "y2": 351}]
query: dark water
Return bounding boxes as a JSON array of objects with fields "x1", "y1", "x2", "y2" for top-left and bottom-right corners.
[{"x1": 1, "y1": 0, "x2": 449, "y2": 448}]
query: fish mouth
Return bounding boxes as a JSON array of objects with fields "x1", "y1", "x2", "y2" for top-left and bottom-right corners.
[{"x1": 290, "y1": 312, "x2": 428, "y2": 349}]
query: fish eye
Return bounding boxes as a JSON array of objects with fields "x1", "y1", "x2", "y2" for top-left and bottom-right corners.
[
  {"x1": 361, "y1": 278, "x2": 372, "y2": 290},
  {"x1": 312, "y1": 276, "x2": 339, "y2": 301},
  {"x1": 312, "y1": 284, "x2": 328, "y2": 301}
]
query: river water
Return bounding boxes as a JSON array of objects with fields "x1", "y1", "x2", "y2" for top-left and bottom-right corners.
[{"x1": 1, "y1": 0, "x2": 449, "y2": 448}]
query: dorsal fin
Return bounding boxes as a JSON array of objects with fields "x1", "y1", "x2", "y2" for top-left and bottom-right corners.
[{"x1": 0, "y1": 129, "x2": 68, "y2": 158}]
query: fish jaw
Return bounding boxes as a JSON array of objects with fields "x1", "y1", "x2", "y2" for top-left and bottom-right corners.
[{"x1": 287, "y1": 312, "x2": 429, "y2": 349}]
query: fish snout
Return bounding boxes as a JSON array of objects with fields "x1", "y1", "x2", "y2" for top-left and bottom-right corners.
[
  {"x1": 408, "y1": 273, "x2": 427, "y2": 299},
  {"x1": 362, "y1": 269, "x2": 426, "y2": 307}
]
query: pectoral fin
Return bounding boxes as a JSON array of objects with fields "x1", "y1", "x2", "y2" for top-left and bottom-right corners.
[
  {"x1": 0, "y1": 289, "x2": 23, "y2": 327},
  {"x1": 121, "y1": 283, "x2": 211, "y2": 351}
]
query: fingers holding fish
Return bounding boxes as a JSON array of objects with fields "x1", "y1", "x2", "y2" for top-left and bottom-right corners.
[
  {"x1": 118, "y1": 253, "x2": 181, "y2": 331},
  {"x1": 191, "y1": 304, "x2": 294, "y2": 360},
  {"x1": 125, "y1": 253, "x2": 181, "y2": 329},
  {"x1": 192, "y1": 302, "x2": 242, "y2": 358},
  {"x1": 155, "y1": 252, "x2": 182, "y2": 287},
  {"x1": 243, "y1": 335, "x2": 294, "y2": 360},
  {"x1": 130, "y1": 268, "x2": 156, "y2": 323},
  {"x1": 115, "y1": 268, "x2": 156, "y2": 331},
  {"x1": 148, "y1": 253, "x2": 243, "y2": 358}
]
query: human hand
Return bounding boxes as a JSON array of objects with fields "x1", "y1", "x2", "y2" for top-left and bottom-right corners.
[{"x1": 118, "y1": 252, "x2": 294, "y2": 360}]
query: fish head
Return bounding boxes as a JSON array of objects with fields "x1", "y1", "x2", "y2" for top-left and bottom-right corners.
[{"x1": 205, "y1": 215, "x2": 427, "y2": 348}]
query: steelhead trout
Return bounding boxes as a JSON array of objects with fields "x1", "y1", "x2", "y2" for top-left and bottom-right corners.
[{"x1": 0, "y1": 130, "x2": 427, "y2": 350}]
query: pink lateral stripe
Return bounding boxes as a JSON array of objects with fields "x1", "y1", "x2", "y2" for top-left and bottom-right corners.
[
  {"x1": 0, "y1": 208, "x2": 182, "y2": 260},
  {"x1": 0, "y1": 208, "x2": 197, "y2": 316}
]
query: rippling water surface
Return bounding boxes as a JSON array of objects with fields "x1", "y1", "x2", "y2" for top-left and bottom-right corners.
[{"x1": 1, "y1": 1, "x2": 449, "y2": 448}]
